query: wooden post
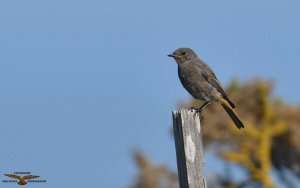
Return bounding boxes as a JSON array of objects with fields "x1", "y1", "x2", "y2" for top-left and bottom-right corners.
[{"x1": 172, "y1": 109, "x2": 206, "y2": 188}]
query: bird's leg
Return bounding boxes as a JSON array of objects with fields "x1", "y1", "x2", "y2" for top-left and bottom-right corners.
[
  {"x1": 190, "y1": 101, "x2": 212, "y2": 113},
  {"x1": 199, "y1": 101, "x2": 213, "y2": 111},
  {"x1": 190, "y1": 101, "x2": 213, "y2": 119}
]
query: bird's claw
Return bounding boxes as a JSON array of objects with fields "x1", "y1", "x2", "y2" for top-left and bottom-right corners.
[{"x1": 190, "y1": 107, "x2": 204, "y2": 120}]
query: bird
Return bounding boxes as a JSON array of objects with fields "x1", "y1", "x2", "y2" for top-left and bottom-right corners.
[
  {"x1": 168, "y1": 47, "x2": 244, "y2": 129},
  {"x1": 4, "y1": 174, "x2": 40, "y2": 185}
]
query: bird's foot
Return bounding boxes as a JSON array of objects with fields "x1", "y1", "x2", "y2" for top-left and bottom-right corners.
[{"x1": 190, "y1": 107, "x2": 204, "y2": 121}]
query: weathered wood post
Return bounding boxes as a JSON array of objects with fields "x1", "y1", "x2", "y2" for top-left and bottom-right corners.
[{"x1": 172, "y1": 108, "x2": 206, "y2": 188}]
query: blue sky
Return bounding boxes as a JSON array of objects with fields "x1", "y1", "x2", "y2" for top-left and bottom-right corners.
[{"x1": 0, "y1": 0, "x2": 300, "y2": 187}]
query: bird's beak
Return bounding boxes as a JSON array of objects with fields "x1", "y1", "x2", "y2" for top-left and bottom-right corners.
[{"x1": 168, "y1": 54, "x2": 179, "y2": 58}]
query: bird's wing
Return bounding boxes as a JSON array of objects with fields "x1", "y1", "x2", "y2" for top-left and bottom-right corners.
[
  {"x1": 197, "y1": 62, "x2": 236, "y2": 108},
  {"x1": 4, "y1": 174, "x2": 21, "y2": 180},
  {"x1": 23, "y1": 175, "x2": 40, "y2": 180}
]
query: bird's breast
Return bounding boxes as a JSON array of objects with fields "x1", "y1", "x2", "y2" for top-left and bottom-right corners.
[{"x1": 178, "y1": 64, "x2": 217, "y2": 101}]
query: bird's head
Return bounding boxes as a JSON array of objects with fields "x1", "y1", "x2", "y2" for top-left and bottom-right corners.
[{"x1": 168, "y1": 48, "x2": 198, "y2": 64}]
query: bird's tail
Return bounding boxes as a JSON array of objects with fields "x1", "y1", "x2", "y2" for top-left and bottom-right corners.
[{"x1": 219, "y1": 98, "x2": 244, "y2": 129}]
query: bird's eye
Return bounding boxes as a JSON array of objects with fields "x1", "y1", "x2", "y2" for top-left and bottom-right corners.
[{"x1": 181, "y1": 51, "x2": 186, "y2": 55}]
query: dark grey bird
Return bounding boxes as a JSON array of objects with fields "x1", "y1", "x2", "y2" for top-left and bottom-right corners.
[{"x1": 168, "y1": 47, "x2": 244, "y2": 129}]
